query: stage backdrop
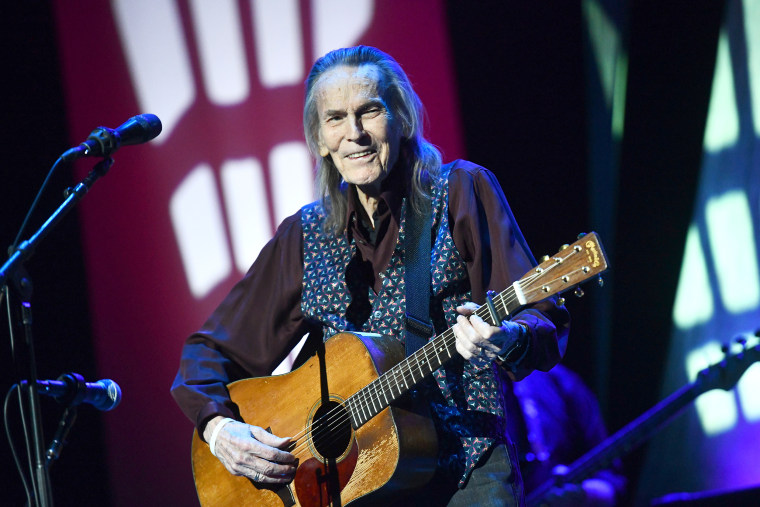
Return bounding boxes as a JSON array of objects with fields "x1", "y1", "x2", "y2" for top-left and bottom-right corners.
[
  {"x1": 637, "y1": 0, "x2": 760, "y2": 503},
  {"x1": 52, "y1": 1, "x2": 463, "y2": 505}
]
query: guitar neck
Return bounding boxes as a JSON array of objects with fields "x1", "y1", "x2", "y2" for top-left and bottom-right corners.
[
  {"x1": 346, "y1": 232, "x2": 610, "y2": 429},
  {"x1": 527, "y1": 382, "x2": 702, "y2": 507},
  {"x1": 527, "y1": 339, "x2": 760, "y2": 507},
  {"x1": 346, "y1": 284, "x2": 523, "y2": 428}
]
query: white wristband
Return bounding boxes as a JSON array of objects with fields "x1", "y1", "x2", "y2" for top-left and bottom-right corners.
[{"x1": 208, "y1": 418, "x2": 234, "y2": 457}]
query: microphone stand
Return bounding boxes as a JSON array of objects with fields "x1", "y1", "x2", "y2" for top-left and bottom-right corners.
[
  {"x1": 1, "y1": 157, "x2": 114, "y2": 507},
  {"x1": 0, "y1": 157, "x2": 114, "y2": 289}
]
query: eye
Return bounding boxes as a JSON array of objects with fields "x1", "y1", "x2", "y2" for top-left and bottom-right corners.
[{"x1": 362, "y1": 107, "x2": 383, "y2": 118}]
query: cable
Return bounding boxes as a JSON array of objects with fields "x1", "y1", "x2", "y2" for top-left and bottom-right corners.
[
  {"x1": 5, "y1": 286, "x2": 39, "y2": 506},
  {"x1": 4, "y1": 384, "x2": 34, "y2": 507}
]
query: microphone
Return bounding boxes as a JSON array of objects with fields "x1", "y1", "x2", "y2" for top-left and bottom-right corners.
[
  {"x1": 32, "y1": 373, "x2": 122, "y2": 411},
  {"x1": 61, "y1": 113, "x2": 162, "y2": 162}
]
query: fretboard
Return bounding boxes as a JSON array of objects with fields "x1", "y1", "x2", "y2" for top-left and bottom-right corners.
[
  {"x1": 341, "y1": 232, "x2": 610, "y2": 430},
  {"x1": 346, "y1": 282, "x2": 523, "y2": 428}
]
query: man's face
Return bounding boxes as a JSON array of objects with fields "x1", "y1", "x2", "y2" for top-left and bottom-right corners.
[{"x1": 315, "y1": 64, "x2": 402, "y2": 194}]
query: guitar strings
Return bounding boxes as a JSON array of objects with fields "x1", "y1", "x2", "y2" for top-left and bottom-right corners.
[
  {"x1": 288, "y1": 290, "x2": 544, "y2": 459},
  {"x1": 287, "y1": 322, "x2": 495, "y2": 459},
  {"x1": 284, "y1": 284, "x2": 528, "y2": 459},
  {"x1": 284, "y1": 329, "x2": 456, "y2": 459},
  {"x1": 284, "y1": 323, "x2": 452, "y2": 454},
  {"x1": 282, "y1": 247, "x2": 588, "y2": 460}
]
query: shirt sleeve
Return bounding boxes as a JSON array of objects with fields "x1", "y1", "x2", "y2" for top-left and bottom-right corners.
[
  {"x1": 447, "y1": 161, "x2": 570, "y2": 380},
  {"x1": 170, "y1": 210, "x2": 310, "y2": 436}
]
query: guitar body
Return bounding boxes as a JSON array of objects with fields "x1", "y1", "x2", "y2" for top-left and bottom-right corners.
[{"x1": 192, "y1": 332, "x2": 438, "y2": 506}]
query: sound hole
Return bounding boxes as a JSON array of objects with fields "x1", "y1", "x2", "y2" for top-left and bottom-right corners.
[{"x1": 311, "y1": 400, "x2": 352, "y2": 460}]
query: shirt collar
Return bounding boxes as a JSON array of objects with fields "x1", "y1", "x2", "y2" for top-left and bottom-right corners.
[{"x1": 345, "y1": 164, "x2": 407, "y2": 235}]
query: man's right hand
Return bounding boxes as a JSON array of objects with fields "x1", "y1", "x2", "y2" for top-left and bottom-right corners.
[{"x1": 203, "y1": 416, "x2": 297, "y2": 484}]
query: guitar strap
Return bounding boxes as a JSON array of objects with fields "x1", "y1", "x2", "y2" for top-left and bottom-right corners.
[{"x1": 404, "y1": 195, "x2": 434, "y2": 357}]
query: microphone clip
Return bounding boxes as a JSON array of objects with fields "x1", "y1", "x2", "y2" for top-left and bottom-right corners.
[
  {"x1": 53, "y1": 373, "x2": 90, "y2": 407},
  {"x1": 81, "y1": 126, "x2": 121, "y2": 158}
]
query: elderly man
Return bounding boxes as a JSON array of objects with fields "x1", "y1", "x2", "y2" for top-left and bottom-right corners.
[{"x1": 172, "y1": 46, "x2": 569, "y2": 506}]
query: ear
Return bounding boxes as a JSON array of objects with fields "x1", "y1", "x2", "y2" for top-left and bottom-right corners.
[{"x1": 319, "y1": 145, "x2": 330, "y2": 158}]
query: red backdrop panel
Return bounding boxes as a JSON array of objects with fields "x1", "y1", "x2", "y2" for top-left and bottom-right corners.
[{"x1": 53, "y1": 1, "x2": 462, "y2": 504}]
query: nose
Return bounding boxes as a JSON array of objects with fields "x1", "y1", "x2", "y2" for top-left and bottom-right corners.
[{"x1": 345, "y1": 115, "x2": 364, "y2": 141}]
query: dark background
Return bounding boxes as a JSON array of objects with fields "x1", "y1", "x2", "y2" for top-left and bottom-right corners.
[{"x1": 1, "y1": 1, "x2": 723, "y2": 505}]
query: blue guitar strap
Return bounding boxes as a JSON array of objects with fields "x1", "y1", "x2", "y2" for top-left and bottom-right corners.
[{"x1": 404, "y1": 197, "x2": 434, "y2": 357}]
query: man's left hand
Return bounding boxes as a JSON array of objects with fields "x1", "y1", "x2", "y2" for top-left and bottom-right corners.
[{"x1": 452, "y1": 302, "x2": 524, "y2": 362}]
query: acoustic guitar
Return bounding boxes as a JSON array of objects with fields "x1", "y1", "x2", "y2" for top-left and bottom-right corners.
[
  {"x1": 192, "y1": 232, "x2": 608, "y2": 507},
  {"x1": 527, "y1": 333, "x2": 760, "y2": 507}
]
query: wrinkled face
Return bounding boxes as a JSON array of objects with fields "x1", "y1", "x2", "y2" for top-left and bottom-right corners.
[{"x1": 315, "y1": 64, "x2": 402, "y2": 194}]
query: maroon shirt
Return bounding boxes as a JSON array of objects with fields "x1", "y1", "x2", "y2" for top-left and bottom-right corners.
[{"x1": 171, "y1": 161, "x2": 569, "y2": 435}]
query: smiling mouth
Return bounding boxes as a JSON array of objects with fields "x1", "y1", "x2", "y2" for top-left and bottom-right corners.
[{"x1": 346, "y1": 149, "x2": 375, "y2": 160}]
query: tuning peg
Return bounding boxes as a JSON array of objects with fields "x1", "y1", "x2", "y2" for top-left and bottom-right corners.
[
  {"x1": 557, "y1": 297, "x2": 566, "y2": 307},
  {"x1": 577, "y1": 232, "x2": 587, "y2": 239},
  {"x1": 597, "y1": 276, "x2": 604, "y2": 288},
  {"x1": 540, "y1": 255, "x2": 550, "y2": 263},
  {"x1": 574, "y1": 287, "x2": 584, "y2": 298},
  {"x1": 560, "y1": 244, "x2": 570, "y2": 250}
]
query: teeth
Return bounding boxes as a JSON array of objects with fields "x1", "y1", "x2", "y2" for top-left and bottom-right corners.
[{"x1": 348, "y1": 150, "x2": 373, "y2": 159}]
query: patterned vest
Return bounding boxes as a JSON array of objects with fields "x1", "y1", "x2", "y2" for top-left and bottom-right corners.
[{"x1": 301, "y1": 161, "x2": 508, "y2": 486}]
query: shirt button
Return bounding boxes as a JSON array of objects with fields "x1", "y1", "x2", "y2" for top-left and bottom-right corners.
[{"x1": 373, "y1": 310, "x2": 383, "y2": 319}]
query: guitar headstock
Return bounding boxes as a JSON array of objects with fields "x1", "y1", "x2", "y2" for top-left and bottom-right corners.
[
  {"x1": 518, "y1": 232, "x2": 608, "y2": 305},
  {"x1": 695, "y1": 334, "x2": 760, "y2": 393}
]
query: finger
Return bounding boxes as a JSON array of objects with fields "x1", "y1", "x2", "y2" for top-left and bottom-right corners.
[
  {"x1": 467, "y1": 315, "x2": 502, "y2": 353},
  {"x1": 238, "y1": 463, "x2": 294, "y2": 484},
  {"x1": 239, "y1": 452, "x2": 297, "y2": 481},
  {"x1": 251, "y1": 426, "x2": 292, "y2": 448},
  {"x1": 249, "y1": 427, "x2": 297, "y2": 464},
  {"x1": 457, "y1": 314, "x2": 491, "y2": 349},
  {"x1": 456, "y1": 302, "x2": 479, "y2": 316},
  {"x1": 249, "y1": 469, "x2": 294, "y2": 484},
  {"x1": 454, "y1": 334, "x2": 475, "y2": 360},
  {"x1": 251, "y1": 427, "x2": 295, "y2": 451},
  {"x1": 453, "y1": 319, "x2": 481, "y2": 360},
  {"x1": 468, "y1": 314, "x2": 497, "y2": 338}
]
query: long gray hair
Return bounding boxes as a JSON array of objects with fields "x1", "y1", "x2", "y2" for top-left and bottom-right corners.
[{"x1": 303, "y1": 46, "x2": 441, "y2": 235}]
